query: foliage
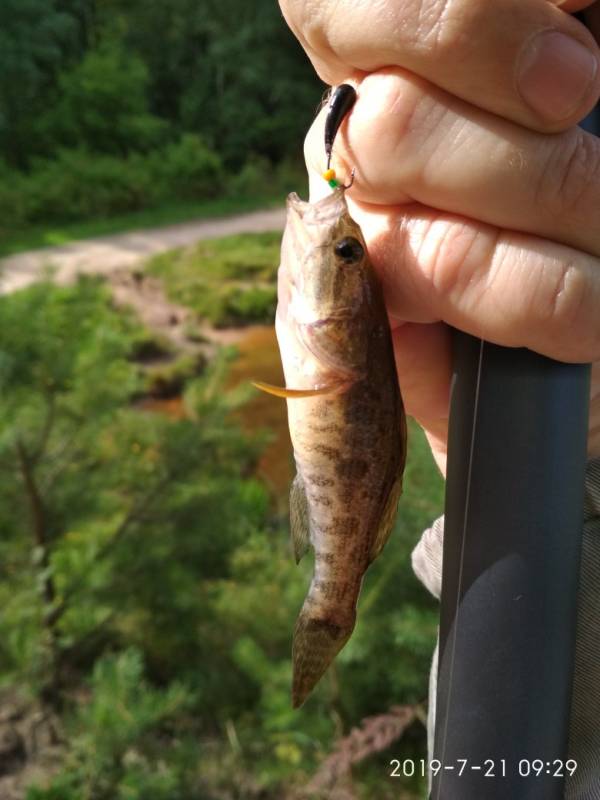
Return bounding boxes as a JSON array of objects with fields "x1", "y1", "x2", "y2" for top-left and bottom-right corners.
[
  {"x1": 217, "y1": 285, "x2": 278, "y2": 327},
  {"x1": 0, "y1": 0, "x2": 320, "y2": 245},
  {"x1": 0, "y1": 0, "x2": 445, "y2": 791},
  {"x1": 147, "y1": 231, "x2": 281, "y2": 326},
  {"x1": 37, "y1": 41, "x2": 168, "y2": 156},
  {"x1": 0, "y1": 236, "x2": 444, "y2": 799},
  {"x1": 113, "y1": 0, "x2": 320, "y2": 165},
  {"x1": 142, "y1": 352, "x2": 206, "y2": 399},
  {"x1": 28, "y1": 648, "x2": 192, "y2": 800},
  {"x1": 0, "y1": 0, "x2": 319, "y2": 170},
  {"x1": 0, "y1": 136, "x2": 224, "y2": 235},
  {"x1": 0, "y1": 147, "x2": 305, "y2": 247},
  {"x1": 0, "y1": 181, "x2": 295, "y2": 259},
  {"x1": 0, "y1": 0, "x2": 78, "y2": 166},
  {"x1": 0, "y1": 277, "x2": 264, "y2": 695}
]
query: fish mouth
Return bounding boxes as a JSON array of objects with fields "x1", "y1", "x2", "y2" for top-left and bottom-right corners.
[
  {"x1": 285, "y1": 190, "x2": 348, "y2": 258},
  {"x1": 287, "y1": 190, "x2": 347, "y2": 228}
]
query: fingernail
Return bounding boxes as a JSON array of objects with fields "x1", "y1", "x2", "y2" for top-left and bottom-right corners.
[{"x1": 517, "y1": 31, "x2": 598, "y2": 121}]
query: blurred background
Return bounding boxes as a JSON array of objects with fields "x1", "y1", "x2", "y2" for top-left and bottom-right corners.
[{"x1": 0, "y1": 1, "x2": 444, "y2": 798}]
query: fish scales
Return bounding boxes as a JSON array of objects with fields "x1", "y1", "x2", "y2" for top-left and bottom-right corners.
[{"x1": 274, "y1": 188, "x2": 407, "y2": 708}]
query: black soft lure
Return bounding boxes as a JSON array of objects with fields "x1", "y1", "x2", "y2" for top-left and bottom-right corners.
[{"x1": 324, "y1": 84, "x2": 357, "y2": 170}]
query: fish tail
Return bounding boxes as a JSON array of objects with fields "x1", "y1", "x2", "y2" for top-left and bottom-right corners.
[{"x1": 292, "y1": 606, "x2": 355, "y2": 708}]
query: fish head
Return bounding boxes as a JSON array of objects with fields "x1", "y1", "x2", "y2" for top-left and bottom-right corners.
[{"x1": 282, "y1": 189, "x2": 370, "y2": 324}]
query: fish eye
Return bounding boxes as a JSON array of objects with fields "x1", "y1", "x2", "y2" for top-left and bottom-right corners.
[{"x1": 334, "y1": 237, "x2": 364, "y2": 265}]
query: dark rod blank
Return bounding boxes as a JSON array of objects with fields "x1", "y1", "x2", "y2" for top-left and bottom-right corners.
[{"x1": 431, "y1": 335, "x2": 590, "y2": 800}]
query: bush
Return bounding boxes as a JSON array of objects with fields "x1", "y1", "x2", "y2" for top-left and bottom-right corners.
[
  {"x1": 23, "y1": 150, "x2": 156, "y2": 222},
  {"x1": 0, "y1": 169, "x2": 29, "y2": 232},
  {"x1": 146, "y1": 232, "x2": 281, "y2": 327},
  {"x1": 147, "y1": 134, "x2": 224, "y2": 201},
  {"x1": 227, "y1": 155, "x2": 274, "y2": 198},
  {"x1": 216, "y1": 285, "x2": 277, "y2": 328},
  {"x1": 38, "y1": 43, "x2": 168, "y2": 157},
  {"x1": 26, "y1": 649, "x2": 193, "y2": 800},
  {"x1": 0, "y1": 135, "x2": 224, "y2": 233}
]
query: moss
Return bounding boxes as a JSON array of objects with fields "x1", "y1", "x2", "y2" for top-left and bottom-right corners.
[
  {"x1": 142, "y1": 353, "x2": 206, "y2": 398},
  {"x1": 128, "y1": 332, "x2": 174, "y2": 363},
  {"x1": 146, "y1": 232, "x2": 281, "y2": 327}
]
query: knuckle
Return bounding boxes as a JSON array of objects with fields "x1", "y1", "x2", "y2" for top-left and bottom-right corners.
[
  {"x1": 411, "y1": 0, "x2": 453, "y2": 48},
  {"x1": 297, "y1": 0, "x2": 328, "y2": 49},
  {"x1": 536, "y1": 130, "x2": 600, "y2": 224},
  {"x1": 539, "y1": 259, "x2": 600, "y2": 360},
  {"x1": 382, "y1": 74, "x2": 430, "y2": 147},
  {"x1": 410, "y1": 0, "x2": 475, "y2": 56},
  {"x1": 359, "y1": 70, "x2": 446, "y2": 179},
  {"x1": 545, "y1": 261, "x2": 588, "y2": 330},
  {"x1": 418, "y1": 217, "x2": 495, "y2": 300}
]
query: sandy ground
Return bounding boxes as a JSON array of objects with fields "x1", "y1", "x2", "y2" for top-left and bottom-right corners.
[
  {"x1": 108, "y1": 267, "x2": 259, "y2": 355},
  {"x1": 0, "y1": 207, "x2": 286, "y2": 294}
]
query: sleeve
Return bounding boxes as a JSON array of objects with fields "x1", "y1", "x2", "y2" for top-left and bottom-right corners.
[
  {"x1": 411, "y1": 457, "x2": 600, "y2": 800},
  {"x1": 567, "y1": 457, "x2": 600, "y2": 800}
]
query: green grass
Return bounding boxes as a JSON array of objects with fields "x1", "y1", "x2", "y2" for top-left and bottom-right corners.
[
  {"x1": 142, "y1": 352, "x2": 207, "y2": 398},
  {"x1": 404, "y1": 416, "x2": 445, "y2": 523},
  {"x1": 147, "y1": 231, "x2": 282, "y2": 328},
  {"x1": 0, "y1": 193, "x2": 285, "y2": 257}
]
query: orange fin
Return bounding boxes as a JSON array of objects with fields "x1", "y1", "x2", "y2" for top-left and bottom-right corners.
[{"x1": 252, "y1": 380, "x2": 341, "y2": 399}]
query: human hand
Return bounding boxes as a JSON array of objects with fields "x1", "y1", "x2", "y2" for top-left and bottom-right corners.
[{"x1": 282, "y1": 0, "x2": 600, "y2": 472}]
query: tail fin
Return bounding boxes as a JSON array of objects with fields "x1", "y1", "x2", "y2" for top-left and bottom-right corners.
[{"x1": 292, "y1": 608, "x2": 355, "y2": 708}]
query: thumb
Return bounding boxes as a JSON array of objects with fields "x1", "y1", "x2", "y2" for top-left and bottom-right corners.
[{"x1": 552, "y1": 1, "x2": 597, "y2": 11}]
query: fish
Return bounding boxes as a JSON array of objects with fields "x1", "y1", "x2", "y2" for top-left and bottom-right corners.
[{"x1": 258, "y1": 186, "x2": 407, "y2": 708}]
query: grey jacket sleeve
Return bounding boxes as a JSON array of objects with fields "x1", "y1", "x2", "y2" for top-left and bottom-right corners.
[{"x1": 412, "y1": 457, "x2": 600, "y2": 800}]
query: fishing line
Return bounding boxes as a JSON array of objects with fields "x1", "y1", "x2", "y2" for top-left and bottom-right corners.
[{"x1": 433, "y1": 336, "x2": 486, "y2": 799}]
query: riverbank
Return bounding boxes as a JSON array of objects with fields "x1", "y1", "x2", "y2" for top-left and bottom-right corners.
[{"x1": 0, "y1": 207, "x2": 286, "y2": 294}]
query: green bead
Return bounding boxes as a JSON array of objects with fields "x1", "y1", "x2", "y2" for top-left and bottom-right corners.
[{"x1": 328, "y1": 179, "x2": 339, "y2": 188}]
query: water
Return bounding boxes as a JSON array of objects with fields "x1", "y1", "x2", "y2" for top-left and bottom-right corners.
[
  {"x1": 226, "y1": 325, "x2": 292, "y2": 502},
  {"x1": 138, "y1": 324, "x2": 293, "y2": 504}
]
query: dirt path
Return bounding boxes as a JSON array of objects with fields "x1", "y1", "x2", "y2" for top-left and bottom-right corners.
[{"x1": 0, "y1": 207, "x2": 286, "y2": 294}]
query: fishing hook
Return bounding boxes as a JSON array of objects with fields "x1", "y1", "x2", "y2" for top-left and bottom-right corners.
[{"x1": 323, "y1": 84, "x2": 357, "y2": 189}]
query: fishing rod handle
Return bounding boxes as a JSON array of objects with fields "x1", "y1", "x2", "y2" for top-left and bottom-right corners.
[{"x1": 431, "y1": 336, "x2": 590, "y2": 800}]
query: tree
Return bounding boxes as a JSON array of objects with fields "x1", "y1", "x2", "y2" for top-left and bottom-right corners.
[
  {"x1": 0, "y1": 277, "x2": 263, "y2": 707},
  {"x1": 0, "y1": 0, "x2": 78, "y2": 166},
  {"x1": 98, "y1": 0, "x2": 320, "y2": 165},
  {"x1": 38, "y1": 42, "x2": 167, "y2": 156},
  {"x1": 0, "y1": 277, "x2": 441, "y2": 800}
]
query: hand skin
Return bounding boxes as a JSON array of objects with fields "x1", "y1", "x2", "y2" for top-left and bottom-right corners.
[{"x1": 280, "y1": 0, "x2": 600, "y2": 472}]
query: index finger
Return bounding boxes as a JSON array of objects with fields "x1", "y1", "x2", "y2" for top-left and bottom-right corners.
[
  {"x1": 280, "y1": 0, "x2": 600, "y2": 132},
  {"x1": 558, "y1": 1, "x2": 597, "y2": 12}
]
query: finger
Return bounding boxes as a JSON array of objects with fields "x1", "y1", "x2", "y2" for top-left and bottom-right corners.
[
  {"x1": 391, "y1": 321, "x2": 451, "y2": 473},
  {"x1": 557, "y1": 1, "x2": 596, "y2": 11},
  {"x1": 393, "y1": 285, "x2": 600, "y2": 469},
  {"x1": 556, "y1": 1, "x2": 597, "y2": 12},
  {"x1": 280, "y1": 0, "x2": 600, "y2": 132},
  {"x1": 345, "y1": 200, "x2": 600, "y2": 364},
  {"x1": 305, "y1": 69, "x2": 600, "y2": 258}
]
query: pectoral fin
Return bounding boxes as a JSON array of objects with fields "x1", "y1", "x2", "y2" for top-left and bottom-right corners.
[
  {"x1": 290, "y1": 473, "x2": 311, "y2": 564},
  {"x1": 252, "y1": 380, "x2": 349, "y2": 399}
]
